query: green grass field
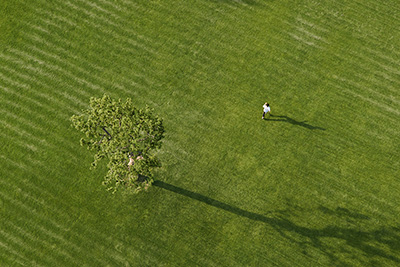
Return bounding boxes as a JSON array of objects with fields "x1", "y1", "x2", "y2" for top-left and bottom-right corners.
[{"x1": 1, "y1": 0, "x2": 400, "y2": 266}]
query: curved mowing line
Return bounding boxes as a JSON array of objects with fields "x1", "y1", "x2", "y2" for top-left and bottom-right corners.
[
  {"x1": 293, "y1": 26, "x2": 327, "y2": 42},
  {"x1": 313, "y1": 162, "x2": 400, "y2": 216},
  {"x1": 281, "y1": 20, "x2": 330, "y2": 46},
  {"x1": 96, "y1": 0, "x2": 124, "y2": 12},
  {"x1": 331, "y1": 77, "x2": 400, "y2": 119},
  {"x1": 75, "y1": 0, "x2": 116, "y2": 18},
  {"x1": 0, "y1": 84, "x2": 75, "y2": 133},
  {"x1": 97, "y1": 0, "x2": 246, "y2": 50},
  {"x1": 0, "y1": 131, "x2": 54, "y2": 168},
  {"x1": 0, "y1": 135, "x2": 48, "y2": 169},
  {"x1": 300, "y1": 1, "x2": 400, "y2": 53},
  {"x1": 94, "y1": 0, "x2": 241, "y2": 40},
  {"x1": 0, "y1": 120, "x2": 40, "y2": 154},
  {"x1": 295, "y1": 17, "x2": 330, "y2": 33},
  {"x1": 0, "y1": 132, "x2": 80, "y2": 193},
  {"x1": 137, "y1": 1, "x2": 253, "y2": 54},
  {"x1": 6, "y1": 42, "x2": 98, "y2": 96}
]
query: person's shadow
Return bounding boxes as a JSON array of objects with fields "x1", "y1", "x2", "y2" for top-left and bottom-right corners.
[{"x1": 265, "y1": 114, "x2": 326, "y2": 131}]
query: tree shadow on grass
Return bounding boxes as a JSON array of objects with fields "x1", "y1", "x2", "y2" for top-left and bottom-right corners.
[
  {"x1": 153, "y1": 180, "x2": 400, "y2": 265},
  {"x1": 265, "y1": 114, "x2": 326, "y2": 131}
]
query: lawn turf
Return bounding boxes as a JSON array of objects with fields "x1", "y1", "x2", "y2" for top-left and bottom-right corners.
[{"x1": 1, "y1": 0, "x2": 400, "y2": 266}]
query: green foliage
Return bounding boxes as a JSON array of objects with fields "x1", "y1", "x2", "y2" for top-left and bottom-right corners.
[{"x1": 71, "y1": 94, "x2": 164, "y2": 193}]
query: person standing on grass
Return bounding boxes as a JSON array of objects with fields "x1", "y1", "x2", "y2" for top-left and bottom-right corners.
[{"x1": 262, "y1": 102, "x2": 270, "y2": 119}]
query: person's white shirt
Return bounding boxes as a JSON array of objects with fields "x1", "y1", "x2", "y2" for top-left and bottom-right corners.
[{"x1": 263, "y1": 104, "x2": 270, "y2": 113}]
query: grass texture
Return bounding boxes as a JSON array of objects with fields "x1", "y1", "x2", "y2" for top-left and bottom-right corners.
[{"x1": 1, "y1": 0, "x2": 400, "y2": 266}]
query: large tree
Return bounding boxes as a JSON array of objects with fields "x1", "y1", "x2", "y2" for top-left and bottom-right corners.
[{"x1": 71, "y1": 94, "x2": 164, "y2": 193}]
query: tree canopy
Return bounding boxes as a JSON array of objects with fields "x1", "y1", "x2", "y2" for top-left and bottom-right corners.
[{"x1": 71, "y1": 94, "x2": 164, "y2": 193}]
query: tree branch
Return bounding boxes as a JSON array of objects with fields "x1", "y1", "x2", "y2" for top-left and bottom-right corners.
[
  {"x1": 102, "y1": 127, "x2": 112, "y2": 140},
  {"x1": 98, "y1": 135, "x2": 106, "y2": 144}
]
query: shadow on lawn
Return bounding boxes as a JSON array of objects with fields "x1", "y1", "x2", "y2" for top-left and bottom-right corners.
[
  {"x1": 265, "y1": 114, "x2": 326, "y2": 131},
  {"x1": 154, "y1": 180, "x2": 400, "y2": 265}
]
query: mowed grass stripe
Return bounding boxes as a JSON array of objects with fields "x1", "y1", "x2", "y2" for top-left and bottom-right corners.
[
  {"x1": 328, "y1": 80, "x2": 399, "y2": 141},
  {"x1": 357, "y1": 47, "x2": 400, "y2": 79},
  {"x1": 0, "y1": 158, "x2": 169, "y2": 265},
  {"x1": 117, "y1": 0, "x2": 254, "y2": 63},
  {"x1": 0, "y1": 62, "x2": 80, "y2": 115},
  {"x1": 352, "y1": 0, "x2": 400, "y2": 24},
  {"x1": 363, "y1": 46, "x2": 400, "y2": 74},
  {"x1": 35, "y1": 0, "x2": 247, "y2": 109},
  {"x1": 1, "y1": 0, "x2": 400, "y2": 265},
  {"x1": 300, "y1": 0, "x2": 399, "y2": 53},
  {"x1": 0, "y1": 228, "x2": 61, "y2": 266},
  {"x1": 0, "y1": 239, "x2": 30, "y2": 266},
  {"x1": 127, "y1": 0, "x2": 396, "y2": 218},
  {"x1": 330, "y1": 76, "x2": 400, "y2": 119},
  {"x1": 0, "y1": 47, "x2": 90, "y2": 109},
  {"x1": 4, "y1": 44, "x2": 104, "y2": 100},
  {"x1": 48, "y1": 0, "x2": 156, "y2": 55},
  {"x1": 0, "y1": 84, "x2": 77, "y2": 138},
  {"x1": 0, "y1": 105, "x2": 79, "y2": 161},
  {"x1": 35, "y1": 0, "x2": 253, "y2": 99},
  {"x1": 0, "y1": 190, "x2": 110, "y2": 266},
  {"x1": 313, "y1": 155, "x2": 400, "y2": 217},
  {"x1": 0, "y1": 222, "x2": 60, "y2": 266},
  {"x1": 328, "y1": 79, "x2": 400, "y2": 136},
  {"x1": 2, "y1": 220, "x2": 79, "y2": 266},
  {"x1": 18, "y1": 23, "x2": 125, "y2": 97},
  {"x1": 283, "y1": 10, "x2": 400, "y2": 106},
  {"x1": 130, "y1": 0, "x2": 308, "y2": 109},
  {"x1": 34, "y1": 1, "x2": 155, "y2": 54},
  {"x1": 0, "y1": 230, "x2": 47, "y2": 267},
  {"x1": 0, "y1": 119, "x2": 49, "y2": 150},
  {"x1": 351, "y1": 72, "x2": 400, "y2": 108},
  {"x1": 29, "y1": 4, "x2": 155, "y2": 96},
  {"x1": 0, "y1": 159, "x2": 106, "y2": 264},
  {"x1": 349, "y1": 48, "x2": 400, "y2": 90}
]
